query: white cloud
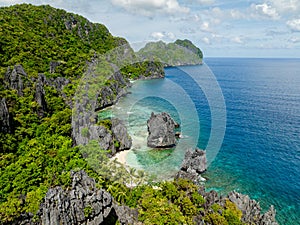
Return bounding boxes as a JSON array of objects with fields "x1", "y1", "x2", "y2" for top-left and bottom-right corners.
[
  {"x1": 202, "y1": 37, "x2": 211, "y2": 45},
  {"x1": 150, "y1": 31, "x2": 176, "y2": 40},
  {"x1": 0, "y1": 0, "x2": 23, "y2": 4},
  {"x1": 200, "y1": 21, "x2": 212, "y2": 32},
  {"x1": 179, "y1": 27, "x2": 196, "y2": 34},
  {"x1": 267, "y1": 0, "x2": 300, "y2": 14},
  {"x1": 231, "y1": 36, "x2": 244, "y2": 44},
  {"x1": 265, "y1": 28, "x2": 286, "y2": 36},
  {"x1": 286, "y1": 19, "x2": 300, "y2": 32},
  {"x1": 111, "y1": 0, "x2": 189, "y2": 16},
  {"x1": 197, "y1": 0, "x2": 215, "y2": 5},
  {"x1": 251, "y1": 3, "x2": 280, "y2": 20},
  {"x1": 289, "y1": 37, "x2": 300, "y2": 43},
  {"x1": 230, "y1": 9, "x2": 246, "y2": 20},
  {"x1": 151, "y1": 32, "x2": 165, "y2": 39},
  {"x1": 0, "y1": 0, "x2": 19, "y2": 2}
]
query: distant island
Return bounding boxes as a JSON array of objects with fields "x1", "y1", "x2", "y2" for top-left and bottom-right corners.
[
  {"x1": 138, "y1": 39, "x2": 203, "y2": 67},
  {"x1": 0, "y1": 4, "x2": 278, "y2": 225}
]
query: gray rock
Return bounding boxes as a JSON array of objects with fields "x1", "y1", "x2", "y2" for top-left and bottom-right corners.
[
  {"x1": 0, "y1": 98, "x2": 11, "y2": 133},
  {"x1": 45, "y1": 76, "x2": 71, "y2": 107},
  {"x1": 113, "y1": 204, "x2": 140, "y2": 225},
  {"x1": 111, "y1": 118, "x2": 132, "y2": 152},
  {"x1": 4, "y1": 64, "x2": 28, "y2": 96},
  {"x1": 71, "y1": 45, "x2": 165, "y2": 153},
  {"x1": 147, "y1": 112, "x2": 177, "y2": 148},
  {"x1": 228, "y1": 191, "x2": 278, "y2": 225},
  {"x1": 95, "y1": 70, "x2": 129, "y2": 110},
  {"x1": 175, "y1": 148, "x2": 207, "y2": 184},
  {"x1": 38, "y1": 170, "x2": 138, "y2": 225},
  {"x1": 40, "y1": 171, "x2": 114, "y2": 225},
  {"x1": 181, "y1": 148, "x2": 207, "y2": 173},
  {"x1": 35, "y1": 74, "x2": 47, "y2": 117},
  {"x1": 49, "y1": 61, "x2": 60, "y2": 74},
  {"x1": 74, "y1": 118, "x2": 132, "y2": 156}
]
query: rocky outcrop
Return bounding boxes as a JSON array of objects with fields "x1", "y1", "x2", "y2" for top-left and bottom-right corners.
[
  {"x1": 111, "y1": 118, "x2": 132, "y2": 153},
  {"x1": 49, "y1": 61, "x2": 60, "y2": 74},
  {"x1": 175, "y1": 148, "x2": 207, "y2": 184},
  {"x1": 38, "y1": 170, "x2": 139, "y2": 225},
  {"x1": 193, "y1": 190, "x2": 278, "y2": 225},
  {"x1": 71, "y1": 42, "x2": 166, "y2": 153},
  {"x1": 74, "y1": 117, "x2": 131, "y2": 156},
  {"x1": 228, "y1": 191, "x2": 278, "y2": 225},
  {"x1": 35, "y1": 74, "x2": 47, "y2": 117},
  {"x1": 86, "y1": 118, "x2": 132, "y2": 156},
  {"x1": 95, "y1": 70, "x2": 129, "y2": 110},
  {"x1": 147, "y1": 112, "x2": 178, "y2": 148},
  {"x1": 0, "y1": 98, "x2": 11, "y2": 133},
  {"x1": 4, "y1": 65, "x2": 28, "y2": 96},
  {"x1": 46, "y1": 76, "x2": 72, "y2": 107}
]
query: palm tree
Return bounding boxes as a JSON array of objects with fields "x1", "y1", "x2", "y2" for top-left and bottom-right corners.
[
  {"x1": 129, "y1": 167, "x2": 137, "y2": 188},
  {"x1": 136, "y1": 170, "x2": 146, "y2": 186}
]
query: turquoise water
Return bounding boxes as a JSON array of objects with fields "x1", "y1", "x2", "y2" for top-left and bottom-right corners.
[{"x1": 106, "y1": 58, "x2": 300, "y2": 224}]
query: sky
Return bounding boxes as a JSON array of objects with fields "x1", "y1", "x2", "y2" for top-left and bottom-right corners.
[{"x1": 1, "y1": 0, "x2": 300, "y2": 58}]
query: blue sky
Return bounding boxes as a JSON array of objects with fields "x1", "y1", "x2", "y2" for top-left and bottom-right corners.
[{"x1": 1, "y1": 0, "x2": 300, "y2": 58}]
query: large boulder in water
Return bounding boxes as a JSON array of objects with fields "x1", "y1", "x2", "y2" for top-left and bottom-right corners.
[
  {"x1": 176, "y1": 148, "x2": 207, "y2": 184},
  {"x1": 147, "y1": 112, "x2": 178, "y2": 148}
]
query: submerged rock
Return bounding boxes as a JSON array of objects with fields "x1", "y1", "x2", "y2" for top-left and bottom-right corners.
[{"x1": 147, "y1": 112, "x2": 177, "y2": 148}]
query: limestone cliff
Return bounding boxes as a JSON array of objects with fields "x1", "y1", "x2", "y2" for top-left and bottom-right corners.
[{"x1": 147, "y1": 112, "x2": 178, "y2": 148}]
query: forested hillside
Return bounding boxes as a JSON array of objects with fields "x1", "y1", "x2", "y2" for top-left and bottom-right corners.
[
  {"x1": 0, "y1": 4, "x2": 278, "y2": 225},
  {"x1": 0, "y1": 3, "x2": 127, "y2": 222}
]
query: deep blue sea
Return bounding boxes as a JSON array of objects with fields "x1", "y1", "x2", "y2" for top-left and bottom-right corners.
[{"x1": 105, "y1": 58, "x2": 300, "y2": 224}]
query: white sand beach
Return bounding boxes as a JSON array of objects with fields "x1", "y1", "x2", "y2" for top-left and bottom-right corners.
[{"x1": 112, "y1": 150, "x2": 129, "y2": 165}]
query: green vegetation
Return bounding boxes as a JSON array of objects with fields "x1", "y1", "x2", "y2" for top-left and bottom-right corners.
[
  {"x1": 121, "y1": 61, "x2": 164, "y2": 80},
  {"x1": 137, "y1": 39, "x2": 203, "y2": 66},
  {"x1": 175, "y1": 39, "x2": 203, "y2": 59},
  {"x1": 0, "y1": 3, "x2": 124, "y2": 222},
  {"x1": 0, "y1": 3, "x2": 246, "y2": 225},
  {"x1": 0, "y1": 3, "x2": 124, "y2": 78},
  {"x1": 204, "y1": 200, "x2": 244, "y2": 225},
  {"x1": 84, "y1": 205, "x2": 93, "y2": 218}
]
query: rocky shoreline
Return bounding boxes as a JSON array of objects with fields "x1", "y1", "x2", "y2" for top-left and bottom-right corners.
[
  {"x1": 2, "y1": 62, "x2": 279, "y2": 225},
  {"x1": 15, "y1": 169, "x2": 278, "y2": 225}
]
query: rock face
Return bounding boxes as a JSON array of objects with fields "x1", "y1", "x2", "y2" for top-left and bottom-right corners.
[
  {"x1": 175, "y1": 148, "x2": 207, "y2": 184},
  {"x1": 0, "y1": 98, "x2": 11, "y2": 133},
  {"x1": 228, "y1": 191, "x2": 279, "y2": 225},
  {"x1": 39, "y1": 170, "x2": 139, "y2": 225},
  {"x1": 90, "y1": 118, "x2": 132, "y2": 156},
  {"x1": 147, "y1": 112, "x2": 177, "y2": 148},
  {"x1": 35, "y1": 74, "x2": 47, "y2": 117},
  {"x1": 95, "y1": 70, "x2": 129, "y2": 111},
  {"x1": 111, "y1": 118, "x2": 132, "y2": 152},
  {"x1": 71, "y1": 51, "x2": 133, "y2": 151},
  {"x1": 4, "y1": 65, "x2": 28, "y2": 96},
  {"x1": 49, "y1": 61, "x2": 60, "y2": 74},
  {"x1": 74, "y1": 117, "x2": 132, "y2": 156},
  {"x1": 196, "y1": 190, "x2": 278, "y2": 225}
]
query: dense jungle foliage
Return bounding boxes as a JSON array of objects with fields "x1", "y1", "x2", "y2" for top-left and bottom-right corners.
[{"x1": 0, "y1": 4, "x2": 244, "y2": 224}]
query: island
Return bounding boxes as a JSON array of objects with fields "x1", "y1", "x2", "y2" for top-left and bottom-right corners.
[{"x1": 0, "y1": 4, "x2": 278, "y2": 225}]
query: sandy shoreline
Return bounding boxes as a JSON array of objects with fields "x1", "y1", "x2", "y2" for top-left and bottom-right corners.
[{"x1": 112, "y1": 150, "x2": 129, "y2": 165}]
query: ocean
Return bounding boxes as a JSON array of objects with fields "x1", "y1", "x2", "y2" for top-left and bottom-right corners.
[{"x1": 102, "y1": 58, "x2": 300, "y2": 224}]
